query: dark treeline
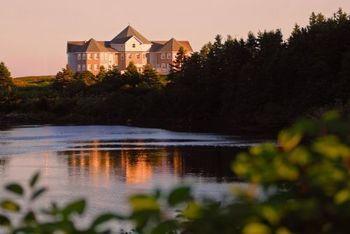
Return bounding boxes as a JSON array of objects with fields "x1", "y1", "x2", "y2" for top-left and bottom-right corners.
[{"x1": 1, "y1": 9, "x2": 350, "y2": 134}]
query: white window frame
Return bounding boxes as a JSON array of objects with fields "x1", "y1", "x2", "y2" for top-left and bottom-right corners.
[
  {"x1": 161, "y1": 63, "x2": 166, "y2": 69},
  {"x1": 77, "y1": 53, "x2": 81, "y2": 60},
  {"x1": 88, "y1": 64, "x2": 92, "y2": 71},
  {"x1": 161, "y1": 53, "x2": 165, "y2": 59},
  {"x1": 77, "y1": 64, "x2": 81, "y2": 71},
  {"x1": 94, "y1": 53, "x2": 98, "y2": 60},
  {"x1": 82, "y1": 64, "x2": 86, "y2": 71},
  {"x1": 94, "y1": 64, "x2": 98, "y2": 71},
  {"x1": 82, "y1": 53, "x2": 86, "y2": 60},
  {"x1": 87, "y1": 53, "x2": 92, "y2": 60},
  {"x1": 167, "y1": 53, "x2": 171, "y2": 59}
]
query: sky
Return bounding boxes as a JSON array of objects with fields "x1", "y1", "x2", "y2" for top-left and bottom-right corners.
[{"x1": 0, "y1": 0, "x2": 349, "y2": 77}]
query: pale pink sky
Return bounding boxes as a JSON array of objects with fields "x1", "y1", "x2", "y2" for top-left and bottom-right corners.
[{"x1": 0, "y1": 0, "x2": 349, "y2": 77}]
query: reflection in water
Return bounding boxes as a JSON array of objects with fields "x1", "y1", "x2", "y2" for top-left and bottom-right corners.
[{"x1": 59, "y1": 141, "x2": 239, "y2": 187}]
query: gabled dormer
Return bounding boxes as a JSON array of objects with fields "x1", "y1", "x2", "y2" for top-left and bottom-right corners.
[{"x1": 110, "y1": 25, "x2": 152, "y2": 52}]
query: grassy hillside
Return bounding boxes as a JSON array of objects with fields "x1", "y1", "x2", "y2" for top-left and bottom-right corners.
[{"x1": 14, "y1": 76, "x2": 55, "y2": 87}]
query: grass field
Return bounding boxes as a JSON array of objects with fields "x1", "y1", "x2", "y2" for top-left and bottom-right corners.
[{"x1": 14, "y1": 76, "x2": 55, "y2": 87}]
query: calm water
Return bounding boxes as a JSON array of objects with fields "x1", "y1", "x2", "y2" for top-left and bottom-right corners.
[{"x1": 0, "y1": 125, "x2": 261, "y2": 221}]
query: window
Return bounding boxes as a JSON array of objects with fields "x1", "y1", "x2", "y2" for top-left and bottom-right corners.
[
  {"x1": 94, "y1": 64, "x2": 98, "y2": 71},
  {"x1": 157, "y1": 64, "x2": 160, "y2": 68},
  {"x1": 137, "y1": 54, "x2": 140, "y2": 59},
  {"x1": 161, "y1": 53, "x2": 165, "y2": 59},
  {"x1": 88, "y1": 53, "x2": 92, "y2": 60},
  {"x1": 132, "y1": 43, "x2": 136, "y2": 48},
  {"x1": 77, "y1": 53, "x2": 81, "y2": 60},
  {"x1": 82, "y1": 53, "x2": 86, "y2": 60},
  {"x1": 77, "y1": 64, "x2": 81, "y2": 71},
  {"x1": 161, "y1": 63, "x2": 166, "y2": 69},
  {"x1": 129, "y1": 54, "x2": 132, "y2": 59},
  {"x1": 121, "y1": 54, "x2": 124, "y2": 60},
  {"x1": 82, "y1": 64, "x2": 86, "y2": 71},
  {"x1": 167, "y1": 53, "x2": 171, "y2": 59},
  {"x1": 94, "y1": 53, "x2": 98, "y2": 60},
  {"x1": 88, "y1": 64, "x2": 92, "y2": 71}
]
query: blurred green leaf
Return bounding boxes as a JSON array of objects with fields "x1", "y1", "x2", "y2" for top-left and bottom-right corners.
[
  {"x1": 168, "y1": 186, "x2": 191, "y2": 206},
  {"x1": 22, "y1": 211, "x2": 36, "y2": 224},
  {"x1": 30, "y1": 187, "x2": 47, "y2": 201},
  {"x1": 183, "y1": 202, "x2": 201, "y2": 219},
  {"x1": 243, "y1": 222, "x2": 271, "y2": 234},
  {"x1": 90, "y1": 213, "x2": 121, "y2": 230},
  {"x1": 151, "y1": 220, "x2": 178, "y2": 234},
  {"x1": 278, "y1": 130, "x2": 302, "y2": 152},
  {"x1": 130, "y1": 195, "x2": 159, "y2": 212},
  {"x1": 62, "y1": 199, "x2": 86, "y2": 218},
  {"x1": 29, "y1": 171, "x2": 40, "y2": 188},
  {"x1": 0, "y1": 214, "x2": 10, "y2": 227},
  {"x1": 1, "y1": 200, "x2": 20, "y2": 212},
  {"x1": 5, "y1": 183, "x2": 24, "y2": 196}
]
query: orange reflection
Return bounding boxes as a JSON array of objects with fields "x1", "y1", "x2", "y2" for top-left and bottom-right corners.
[{"x1": 63, "y1": 142, "x2": 185, "y2": 186}]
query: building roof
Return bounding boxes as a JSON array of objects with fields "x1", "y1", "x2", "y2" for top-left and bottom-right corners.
[
  {"x1": 111, "y1": 25, "x2": 151, "y2": 44},
  {"x1": 67, "y1": 39, "x2": 116, "y2": 53},
  {"x1": 158, "y1": 38, "x2": 193, "y2": 53},
  {"x1": 150, "y1": 41, "x2": 167, "y2": 52}
]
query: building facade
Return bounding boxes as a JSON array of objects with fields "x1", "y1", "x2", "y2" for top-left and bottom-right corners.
[{"x1": 67, "y1": 26, "x2": 193, "y2": 75}]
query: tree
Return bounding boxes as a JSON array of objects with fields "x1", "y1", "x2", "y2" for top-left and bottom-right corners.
[
  {"x1": 124, "y1": 62, "x2": 141, "y2": 88},
  {"x1": 53, "y1": 66, "x2": 74, "y2": 90},
  {"x1": 0, "y1": 62, "x2": 13, "y2": 98},
  {"x1": 142, "y1": 64, "x2": 161, "y2": 88},
  {"x1": 170, "y1": 47, "x2": 186, "y2": 74},
  {"x1": 96, "y1": 66, "x2": 106, "y2": 82}
]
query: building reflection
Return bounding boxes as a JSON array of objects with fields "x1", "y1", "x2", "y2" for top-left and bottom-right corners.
[{"x1": 57, "y1": 141, "x2": 238, "y2": 186}]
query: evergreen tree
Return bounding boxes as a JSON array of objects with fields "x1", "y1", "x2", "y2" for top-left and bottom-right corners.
[
  {"x1": 124, "y1": 62, "x2": 141, "y2": 88},
  {"x1": 170, "y1": 47, "x2": 186, "y2": 74},
  {"x1": 142, "y1": 64, "x2": 161, "y2": 88}
]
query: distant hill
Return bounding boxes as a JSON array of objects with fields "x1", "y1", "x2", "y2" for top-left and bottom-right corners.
[{"x1": 14, "y1": 76, "x2": 55, "y2": 87}]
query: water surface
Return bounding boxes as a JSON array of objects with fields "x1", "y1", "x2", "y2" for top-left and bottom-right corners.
[{"x1": 0, "y1": 125, "x2": 261, "y2": 219}]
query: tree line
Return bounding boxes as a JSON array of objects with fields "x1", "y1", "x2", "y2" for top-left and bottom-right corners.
[{"x1": 1, "y1": 9, "x2": 350, "y2": 133}]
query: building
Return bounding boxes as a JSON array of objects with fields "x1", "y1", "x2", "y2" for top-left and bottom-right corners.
[{"x1": 67, "y1": 26, "x2": 193, "y2": 75}]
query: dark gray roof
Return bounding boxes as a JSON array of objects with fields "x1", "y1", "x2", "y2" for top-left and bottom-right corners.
[
  {"x1": 150, "y1": 39, "x2": 193, "y2": 53},
  {"x1": 67, "y1": 39, "x2": 116, "y2": 53},
  {"x1": 111, "y1": 26, "x2": 151, "y2": 44}
]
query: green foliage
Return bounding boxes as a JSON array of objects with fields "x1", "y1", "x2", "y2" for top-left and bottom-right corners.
[{"x1": 0, "y1": 62, "x2": 13, "y2": 101}]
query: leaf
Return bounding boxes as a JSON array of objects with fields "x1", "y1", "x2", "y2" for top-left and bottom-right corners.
[
  {"x1": 182, "y1": 202, "x2": 201, "y2": 219},
  {"x1": 0, "y1": 200, "x2": 21, "y2": 212},
  {"x1": 243, "y1": 222, "x2": 271, "y2": 234},
  {"x1": 29, "y1": 171, "x2": 40, "y2": 188},
  {"x1": 151, "y1": 220, "x2": 179, "y2": 234},
  {"x1": 168, "y1": 186, "x2": 191, "y2": 206},
  {"x1": 278, "y1": 130, "x2": 302, "y2": 152},
  {"x1": 129, "y1": 195, "x2": 159, "y2": 212},
  {"x1": 62, "y1": 199, "x2": 86, "y2": 218},
  {"x1": 0, "y1": 214, "x2": 10, "y2": 226},
  {"x1": 5, "y1": 183, "x2": 24, "y2": 196},
  {"x1": 23, "y1": 211, "x2": 37, "y2": 224},
  {"x1": 90, "y1": 213, "x2": 121, "y2": 230},
  {"x1": 30, "y1": 187, "x2": 47, "y2": 201}
]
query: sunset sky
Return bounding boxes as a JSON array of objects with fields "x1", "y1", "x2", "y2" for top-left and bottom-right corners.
[{"x1": 0, "y1": 0, "x2": 349, "y2": 77}]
